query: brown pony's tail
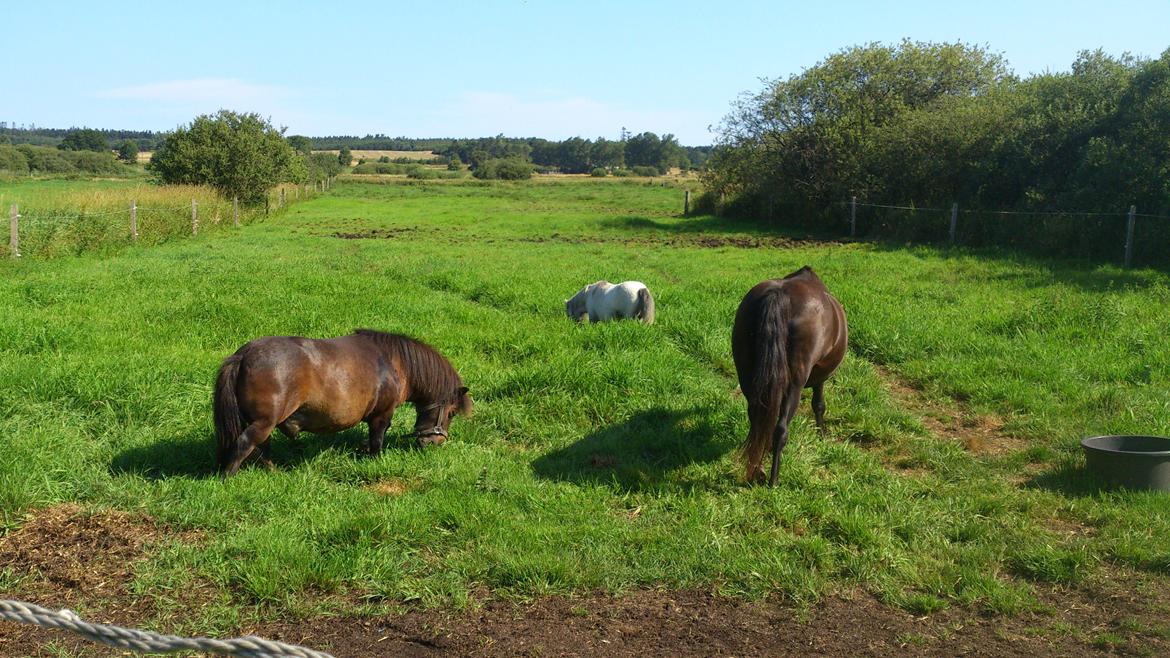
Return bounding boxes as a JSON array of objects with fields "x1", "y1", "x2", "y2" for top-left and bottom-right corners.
[
  {"x1": 213, "y1": 353, "x2": 244, "y2": 472},
  {"x1": 635, "y1": 287, "x2": 656, "y2": 325},
  {"x1": 741, "y1": 290, "x2": 789, "y2": 480}
]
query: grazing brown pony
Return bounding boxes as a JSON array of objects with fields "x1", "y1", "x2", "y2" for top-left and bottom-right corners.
[
  {"x1": 732, "y1": 266, "x2": 848, "y2": 486},
  {"x1": 213, "y1": 329, "x2": 472, "y2": 476}
]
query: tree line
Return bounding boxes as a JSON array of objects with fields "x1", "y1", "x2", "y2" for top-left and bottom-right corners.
[
  {"x1": 704, "y1": 41, "x2": 1170, "y2": 261},
  {"x1": 309, "y1": 133, "x2": 712, "y2": 174},
  {"x1": 0, "y1": 126, "x2": 163, "y2": 151}
]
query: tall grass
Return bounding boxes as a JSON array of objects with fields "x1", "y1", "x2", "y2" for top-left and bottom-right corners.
[{"x1": 0, "y1": 179, "x2": 318, "y2": 258}]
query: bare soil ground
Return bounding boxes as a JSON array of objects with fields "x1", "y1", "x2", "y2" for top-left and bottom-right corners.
[
  {"x1": 2, "y1": 506, "x2": 1167, "y2": 658},
  {"x1": 330, "y1": 225, "x2": 824, "y2": 251}
]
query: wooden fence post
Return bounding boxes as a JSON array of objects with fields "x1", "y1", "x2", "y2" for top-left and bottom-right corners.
[
  {"x1": 279, "y1": 188, "x2": 286, "y2": 209},
  {"x1": 684, "y1": 190, "x2": 690, "y2": 217},
  {"x1": 850, "y1": 196, "x2": 857, "y2": 237},
  {"x1": 9, "y1": 204, "x2": 19, "y2": 258},
  {"x1": 949, "y1": 202, "x2": 958, "y2": 243},
  {"x1": 191, "y1": 199, "x2": 198, "y2": 235},
  {"x1": 130, "y1": 201, "x2": 138, "y2": 241},
  {"x1": 233, "y1": 196, "x2": 239, "y2": 227},
  {"x1": 1124, "y1": 204, "x2": 1136, "y2": 267},
  {"x1": 295, "y1": 186, "x2": 300, "y2": 201}
]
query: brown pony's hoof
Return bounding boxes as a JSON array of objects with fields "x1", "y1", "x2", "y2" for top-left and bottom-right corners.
[{"x1": 746, "y1": 467, "x2": 768, "y2": 486}]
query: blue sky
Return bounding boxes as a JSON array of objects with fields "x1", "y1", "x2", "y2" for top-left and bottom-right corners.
[{"x1": 3, "y1": 0, "x2": 1168, "y2": 145}]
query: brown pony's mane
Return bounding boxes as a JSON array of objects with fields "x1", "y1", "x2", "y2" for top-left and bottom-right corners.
[{"x1": 353, "y1": 329, "x2": 463, "y2": 405}]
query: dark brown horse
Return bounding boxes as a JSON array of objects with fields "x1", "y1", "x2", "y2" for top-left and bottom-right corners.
[
  {"x1": 732, "y1": 266, "x2": 848, "y2": 486},
  {"x1": 213, "y1": 329, "x2": 472, "y2": 476}
]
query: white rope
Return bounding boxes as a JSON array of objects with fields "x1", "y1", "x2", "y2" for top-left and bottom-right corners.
[{"x1": 0, "y1": 600, "x2": 336, "y2": 658}]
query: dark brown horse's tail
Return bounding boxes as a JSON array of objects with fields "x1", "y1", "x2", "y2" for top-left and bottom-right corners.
[
  {"x1": 635, "y1": 287, "x2": 656, "y2": 324},
  {"x1": 741, "y1": 290, "x2": 789, "y2": 479},
  {"x1": 213, "y1": 353, "x2": 244, "y2": 472}
]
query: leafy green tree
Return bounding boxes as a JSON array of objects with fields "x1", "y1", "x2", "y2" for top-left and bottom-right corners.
[
  {"x1": 116, "y1": 139, "x2": 139, "y2": 164},
  {"x1": 59, "y1": 128, "x2": 108, "y2": 152},
  {"x1": 558, "y1": 137, "x2": 594, "y2": 173},
  {"x1": 625, "y1": 132, "x2": 684, "y2": 174},
  {"x1": 472, "y1": 157, "x2": 533, "y2": 180},
  {"x1": 708, "y1": 40, "x2": 1008, "y2": 208},
  {"x1": 287, "y1": 135, "x2": 313, "y2": 155},
  {"x1": 307, "y1": 152, "x2": 342, "y2": 182},
  {"x1": 338, "y1": 146, "x2": 353, "y2": 167},
  {"x1": 148, "y1": 110, "x2": 299, "y2": 203},
  {"x1": 591, "y1": 138, "x2": 625, "y2": 169}
]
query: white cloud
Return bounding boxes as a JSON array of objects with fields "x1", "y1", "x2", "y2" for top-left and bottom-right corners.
[{"x1": 96, "y1": 78, "x2": 293, "y2": 105}]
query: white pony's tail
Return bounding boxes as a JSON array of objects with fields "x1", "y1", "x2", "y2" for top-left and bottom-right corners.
[{"x1": 635, "y1": 287, "x2": 656, "y2": 325}]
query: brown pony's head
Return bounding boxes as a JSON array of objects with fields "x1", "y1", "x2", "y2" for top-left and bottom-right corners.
[{"x1": 414, "y1": 385, "x2": 473, "y2": 447}]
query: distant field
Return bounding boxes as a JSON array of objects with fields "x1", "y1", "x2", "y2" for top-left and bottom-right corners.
[
  {"x1": 314, "y1": 149, "x2": 439, "y2": 160},
  {"x1": 1, "y1": 178, "x2": 1168, "y2": 654}
]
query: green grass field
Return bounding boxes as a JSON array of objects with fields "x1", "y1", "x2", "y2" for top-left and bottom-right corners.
[{"x1": 1, "y1": 178, "x2": 1168, "y2": 635}]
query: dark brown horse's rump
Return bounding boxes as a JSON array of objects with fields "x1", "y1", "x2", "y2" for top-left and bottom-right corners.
[
  {"x1": 214, "y1": 330, "x2": 471, "y2": 476},
  {"x1": 732, "y1": 266, "x2": 848, "y2": 485}
]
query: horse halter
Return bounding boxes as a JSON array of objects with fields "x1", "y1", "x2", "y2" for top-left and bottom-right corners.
[{"x1": 413, "y1": 426, "x2": 448, "y2": 439}]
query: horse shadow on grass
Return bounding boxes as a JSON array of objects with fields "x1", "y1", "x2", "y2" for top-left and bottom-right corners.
[
  {"x1": 530, "y1": 407, "x2": 738, "y2": 493},
  {"x1": 109, "y1": 427, "x2": 419, "y2": 480}
]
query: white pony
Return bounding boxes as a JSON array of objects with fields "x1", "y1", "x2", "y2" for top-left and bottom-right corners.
[{"x1": 565, "y1": 281, "x2": 656, "y2": 324}]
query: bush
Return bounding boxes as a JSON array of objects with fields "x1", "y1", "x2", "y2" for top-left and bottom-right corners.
[
  {"x1": 0, "y1": 144, "x2": 30, "y2": 173},
  {"x1": 18, "y1": 145, "x2": 75, "y2": 173},
  {"x1": 630, "y1": 165, "x2": 659, "y2": 177},
  {"x1": 407, "y1": 168, "x2": 463, "y2": 180},
  {"x1": 307, "y1": 152, "x2": 342, "y2": 182},
  {"x1": 338, "y1": 146, "x2": 353, "y2": 167},
  {"x1": 590, "y1": 167, "x2": 608, "y2": 177},
  {"x1": 65, "y1": 150, "x2": 123, "y2": 175},
  {"x1": 116, "y1": 139, "x2": 139, "y2": 164},
  {"x1": 351, "y1": 162, "x2": 407, "y2": 175},
  {"x1": 149, "y1": 110, "x2": 299, "y2": 203},
  {"x1": 472, "y1": 158, "x2": 533, "y2": 180},
  {"x1": 612, "y1": 168, "x2": 636, "y2": 177}
]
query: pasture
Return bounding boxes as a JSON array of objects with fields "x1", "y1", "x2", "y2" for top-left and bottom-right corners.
[{"x1": 1, "y1": 178, "x2": 1169, "y2": 655}]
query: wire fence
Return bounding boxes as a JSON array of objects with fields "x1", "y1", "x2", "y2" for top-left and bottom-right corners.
[
  {"x1": 839, "y1": 198, "x2": 1170, "y2": 268},
  {"x1": 5, "y1": 178, "x2": 336, "y2": 260}
]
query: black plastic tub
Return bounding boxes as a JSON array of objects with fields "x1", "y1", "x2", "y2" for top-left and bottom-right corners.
[{"x1": 1081, "y1": 435, "x2": 1170, "y2": 492}]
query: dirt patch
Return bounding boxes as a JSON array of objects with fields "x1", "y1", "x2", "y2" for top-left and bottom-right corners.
[
  {"x1": 0, "y1": 504, "x2": 211, "y2": 657},
  {"x1": 519, "y1": 232, "x2": 827, "y2": 250},
  {"x1": 0, "y1": 504, "x2": 173, "y2": 599},
  {"x1": 1, "y1": 506, "x2": 1167, "y2": 657},
  {"x1": 333, "y1": 227, "x2": 421, "y2": 240},
  {"x1": 875, "y1": 365, "x2": 1028, "y2": 457},
  {"x1": 228, "y1": 580, "x2": 1170, "y2": 657},
  {"x1": 364, "y1": 478, "x2": 414, "y2": 496},
  {"x1": 328, "y1": 227, "x2": 824, "y2": 250}
]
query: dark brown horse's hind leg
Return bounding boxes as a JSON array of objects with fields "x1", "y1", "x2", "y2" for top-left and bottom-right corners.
[
  {"x1": 222, "y1": 421, "x2": 275, "y2": 477},
  {"x1": 812, "y1": 382, "x2": 827, "y2": 433},
  {"x1": 768, "y1": 381, "x2": 806, "y2": 487},
  {"x1": 256, "y1": 439, "x2": 276, "y2": 471}
]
